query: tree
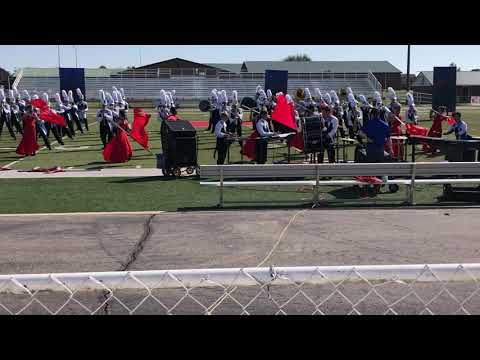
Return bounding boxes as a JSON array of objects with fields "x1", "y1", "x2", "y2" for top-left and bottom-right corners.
[
  {"x1": 283, "y1": 54, "x2": 312, "y2": 62},
  {"x1": 99, "y1": 65, "x2": 107, "y2": 69},
  {"x1": 472, "y1": 69, "x2": 480, "y2": 72}
]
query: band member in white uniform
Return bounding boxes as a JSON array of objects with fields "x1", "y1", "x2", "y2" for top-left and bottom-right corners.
[
  {"x1": 0, "y1": 88, "x2": 16, "y2": 140},
  {"x1": 255, "y1": 107, "x2": 275, "y2": 164},
  {"x1": 42, "y1": 92, "x2": 64, "y2": 145},
  {"x1": 96, "y1": 90, "x2": 114, "y2": 148},
  {"x1": 76, "y1": 88, "x2": 89, "y2": 131},
  {"x1": 214, "y1": 111, "x2": 233, "y2": 165}
]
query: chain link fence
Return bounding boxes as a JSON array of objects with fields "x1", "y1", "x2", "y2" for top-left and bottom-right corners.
[{"x1": 1, "y1": 264, "x2": 480, "y2": 315}]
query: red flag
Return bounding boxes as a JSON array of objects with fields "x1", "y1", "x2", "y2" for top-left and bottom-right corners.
[
  {"x1": 405, "y1": 123, "x2": 429, "y2": 137},
  {"x1": 446, "y1": 116, "x2": 456, "y2": 126},
  {"x1": 31, "y1": 98, "x2": 66, "y2": 127},
  {"x1": 271, "y1": 94, "x2": 297, "y2": 130},
  {"x1": 241, "y1": 131, "x2": 259, "y2": 160},
  {"x1": 287, "y1": 132, "x2": 304, "y2": 151},
  {"x1": 130, "y1": 108, "x2": 151, "y2": 150}
]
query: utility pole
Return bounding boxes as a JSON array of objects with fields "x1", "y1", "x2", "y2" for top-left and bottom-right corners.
[
  {"x1": 406, "y1": 45, "x2": 411, "y2": 92},
  {"x1": 57, "y1": 45, "x2": 61, "y2": 68},
  {"x1": 139, "y1": 47, "x2": 142, "y2": 66}
]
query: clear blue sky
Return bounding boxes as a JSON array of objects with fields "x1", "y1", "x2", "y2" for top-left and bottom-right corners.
[{"x1": 1, "y1": 45, "x2": 479, "y2": 74}]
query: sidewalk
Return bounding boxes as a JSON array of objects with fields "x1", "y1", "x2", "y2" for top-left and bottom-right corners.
[{"x1": 0, "y1": 167, "x2": 166, "y2": 179}]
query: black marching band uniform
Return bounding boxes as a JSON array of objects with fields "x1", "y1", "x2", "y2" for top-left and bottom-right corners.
[
  {"x1": 255, "y1": 107, "x2": 274, "y2": 164},
  {"x1": 0, "y1": 88, "x2": 17, "y2": 140},
  {"x1": 76, "y1": 88, "x2": 89, "y2": 131},
  {"x1": 97, "y1": 89, "x2": 114, "y2": 148}
]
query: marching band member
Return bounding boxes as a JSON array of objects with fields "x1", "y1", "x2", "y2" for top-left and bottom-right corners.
[
  {"x1": 358, "y1": 95, "x2": 372, "y2": 124},
  {"x1": 228, "y1": 90, "x2": 243, "y2": 143},
  {"x1": 16, "y1": 103, "x2": 40, "y2": 156},
  {"x1": 31, "y1": 94, "x2": 52, "y2": 150},
  {"x1": 208, "y1": 89, "x2": 220, "y2": 133},
  {"x1": 69, "y1": 90, "x2": 84, "y2": 134},
  {"x1": 344, "y1": 92, "x2": 361, "y2": 139},
  {"x1": 103, "y1": 108, "x2": 133, "y2": 163},
  {"x1": 255, "y1": 106, "x2": 275, "y2": 164},
  {"x1": 405, "y1": 91, "x2": 418, "y2": 124},
  {"x1": 359, "y1": 106, "x2": 392, "y2": 163},
  {"x1": 214, "y1": 111, "x2": 233, "y2": 165},
  {"x1": 157, "y1": 89, "x2": 170, "y2": 122},
  {"x1": 54, "y1": 92, "x2": 74, "y2": 140},
  {"x1": 76, "y1": 88, "x2": 89, "y2": 131},
  {"x1": 266, "y1": 89, "x2": 276, "y2": 113},
  {"x1": 373, "y1": 91, "x2": 383, "y2": 109},
  {"x1": 120, "y1": 88, "x2": 129, "y2": 112},
  {"x1": 387, "y1": 87, "x2": 398, "y2": 112},
  {"x1": 0, "y1": 88, "x2": 16, "y2": 140},
  {"x1": 330, "y1": 90, "x2": 345, "y2": 137},
  {"x1": 96, "y1": 90, "x2": 114, "y2": 148},
  {"x1": 443, "y1": 112, "x2": 471, "y2": 140},
  {"x1": 61, "y1": 90, "x2": 76, "y2": 137},
  {"x1": 386, "y1": 102, "x2": 404, "y2": 161},
  {"x1": 7, "y1": 90, "x2": 23, "y2": 134},
  {"x1": 42, "y1": 92, "x2": 64, "y2": 145},
  {"x1": 318, "y1": 104, "x2": 338, "y2": 164},
  {"x1": 428, "y1": 105, "x2": 447, "y2": 139}
]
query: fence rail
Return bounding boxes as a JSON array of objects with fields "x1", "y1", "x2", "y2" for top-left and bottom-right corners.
[{"x1": 1, "y1": 264, "x2": 480, "y2": 315}]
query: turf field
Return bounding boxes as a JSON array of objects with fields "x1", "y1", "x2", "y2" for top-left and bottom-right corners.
[{"x1": 0, "y1": 104, "x2": 479, "y2": 214}]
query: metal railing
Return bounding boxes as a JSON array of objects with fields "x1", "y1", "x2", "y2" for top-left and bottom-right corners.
[
  {"x1": 1, "y1": 264, "x2": 479, "y2": 315},
  {"x1": 368, "y1": 72, "x2": 383, "y2": 93}
]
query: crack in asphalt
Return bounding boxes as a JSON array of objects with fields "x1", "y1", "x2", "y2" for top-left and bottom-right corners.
[{"x1": 101, "y1": 214, "x2": 156, "y2": 315}]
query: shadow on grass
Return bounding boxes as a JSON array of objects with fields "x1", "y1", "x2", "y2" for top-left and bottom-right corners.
[{"x1": 109, "y1": 176, "x2": 174, "y2": 183}]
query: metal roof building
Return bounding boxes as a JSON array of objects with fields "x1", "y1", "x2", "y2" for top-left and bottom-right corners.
[{"x1": 413, "y1": 71, "x2": 480, "y2": 102}]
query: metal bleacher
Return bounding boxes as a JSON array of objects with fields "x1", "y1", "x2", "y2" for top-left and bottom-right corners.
[{"x1": 16, "y1": 68, "x2": 380, "y2": 102}]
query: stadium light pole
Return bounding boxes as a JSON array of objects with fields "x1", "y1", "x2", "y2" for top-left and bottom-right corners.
[
  {"x1": 57, "y1": 45, "x2": 61, "y2": 68},
  {"x1": 406, "y1": 45, "x2": 411, "y2": 92}
]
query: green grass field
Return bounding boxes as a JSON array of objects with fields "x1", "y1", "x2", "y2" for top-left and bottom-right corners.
[
  {"x1": 0, "y1": 104, "x2": 479, "y2": 213},
  {"x1": 1, "y1": 104, "x2": 480, "y2": 170}
]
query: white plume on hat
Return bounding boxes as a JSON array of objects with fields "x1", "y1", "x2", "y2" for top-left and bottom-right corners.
[
  {"x1": 8, "y1": 89, "x2": 14, "y2": 101},
  {"x1": 323, "y1": 93, "x2": 332, "y2": 105},
  {"x1": 105, "y1": 92, "x2": 114, "y2": 106},
  {"x1": 171, "y1": 90, "x2": 176, "y2": 96},
  {"x1": 304, "y1": 88, "x2": 312, "y2": 100},
  {"x1": 285, "y1": 94, "x2": 293, "y2": 104},
  {"x1": 358, "y1": 94, "x2": 369, "y2": 106},
  {"x1": 314, "y1": 88, "x2": 322, "y2": 100},
  {"x1": 347, "y1": 93, "x2": 357, "y2": 107},
  {"x1": 32, "y1": 94, "x2": 39, "y2": 100},
  {"x1": 387, "y1": 87, "x2": 397, "y2": 102},
  {"x1": 120, "y1": 88, "x2": 126, "y2": 99},
  {"x1": 68, "y1": 90, "x2": 74, "y2": 103},
  {"x1": 112, "y1": 86, "x2": 119, "y2": 95},
  {"x1": 330, "y1": 90, "x2": 339, "y2": 104},
  {"x1": 373, "y1": 91, "x2": 383, "y2": 107},
  {"x1": 76, "y1": 88, "x2": 84, "y2": 100},
  {"x1": 23, "y1": 90, "x2": 31, "y2": 101},
  {"x1": 256, "y1": 85, "x2": 262, "y2": 94},
  {"x1": 158, "y1": 89, "x2": 167, "y2": 106},
  {"x1": 112, "y1": 91, "x2": 119, "y2": 103},
  {"x1": 99, "y1": 89, "x2": 107, "y2": 105},
  {"x1": 232, "y1": 90, "x2": 238, "y2": 105},
  {"x1": 407, "y1": 91, "x2": 415, "y2": 107},
  {"x1": 0, "y1": 88, "x2": 5, "y2": 102},
  {"x1": 266, "y1": 89, "x2": 272, "y2": 99},
  {"x1": 61, "y1": 90, "x2": 68, "y2": 102},
  {"x1": 346, "y1": 87, "x2": 353, "y2": 95},
  {"x1": 42, "y1": 92, "x2": 49, "y2": 103},
  {"x1": 55, "y1": 92, "x2": 63, "y2": 104},
  {"x1": 13, "y1": 87, "x2": 20, "y2": 99}
]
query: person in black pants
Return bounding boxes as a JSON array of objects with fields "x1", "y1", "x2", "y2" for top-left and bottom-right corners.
[
  {"x1": 214, "y1": 112, "x2": 233, "y2": 165},
  {"x1": 255, "y1": 107, "x2": 275, "y2": 164},
  {"x1": 96, "y1": 100, "x2": 114, "y2": 148},
  {"x1": 318, "y1": 105, "x2": 339, "y2": 164}
]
